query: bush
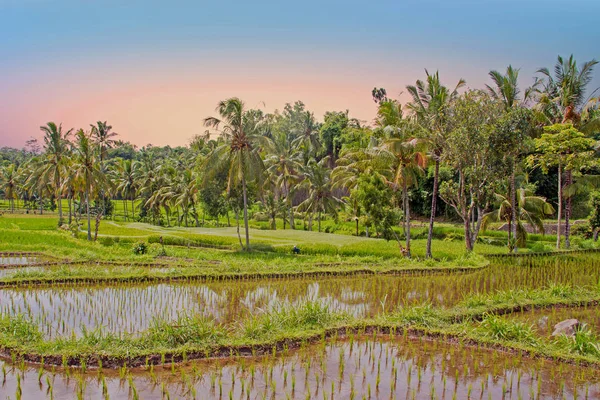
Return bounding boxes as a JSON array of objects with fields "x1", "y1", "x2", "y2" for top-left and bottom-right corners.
[
  {"x1": 529, "y1": 242, "x2": 553, "y2": 253},
  {"x1": 132, "y1": 242, "x2": 148, "y2": 255},
  {"x1": 571, "y1": 222, "x2": 592, "y2": 239},
  {"x1": 253, "y1": 212, "x2": 270, "y2": 222}
]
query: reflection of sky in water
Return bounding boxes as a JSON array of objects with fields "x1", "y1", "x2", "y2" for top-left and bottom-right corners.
[
  {"x1": 1, "y1": 257, "x2": 599, "y2": 339},
  {"x1": 0, "y1": 281, "x2": 371, "y2": 338}
]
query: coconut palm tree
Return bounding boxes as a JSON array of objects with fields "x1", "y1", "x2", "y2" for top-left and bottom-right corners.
[
  {"x1": 297, "y1": 157, "x2": 341, "y2": 232},
  {"x1": 379, "y1": 136, "x2": 427, "y2": 257},
  {"x1": 534, "y1": 55, "x2": 598, "y2": 126},
  {"x1": 203, "y1": 98, "x2": 265, "y2": 250},
  {"x1": 291, "y1": 110, "x2": 321, "y2": 163},
  {"x1": 90, "y1": 121, "x2": 118, "y2": 166},
  {"x1": 265, "y1": 131, "x2": 303, "y2": 229},
  {"x1": 0, "y1": 164, "x2": 18, "y2": 212},
  {"x1": 71, "y1": 129, "x2": 108, "y2": 240},
  {"x1": 533, "y1": 55, "x2": 599, "y2": 247},
  {"x1": 111, "y1": 159, "x2": 138, "y2": 221},
  {"x1": 38, "y1": 122, "x2": 72, "y2": 226},
  {"x1": 486, "y1": 65, "x2": 530, "y2": 252},
  {"x1": 406, "y1": 71, "x2": 465, "y2": 258},
  {"x1": 481, "y1": 189, "x2": 555, "y2": 249}
]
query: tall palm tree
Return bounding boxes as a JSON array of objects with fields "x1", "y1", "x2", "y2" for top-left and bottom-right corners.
[
  {"x1": 111, "y1": 159, "x2": 138, "y2": 221},
  {"x1": 534, "y1": 55, "x2": 599, "y2": 247},
  {"x1": 291, "y1": 111, "x2": 321, "y2": 163},
  {"x1": 406, "y1": 71, "x2": 465, "y2": 258},
  {"x1": 297, "y1": 157, "x2": 341, "y2": 232},
  {"x1": 203, "y1": 98, "x2": 265, "y2": 250},
  {"x1": 487, "y1": 65, "x2": 523, "y2": 111},
  {"x1": 481, "y1": 189, "x2": 555, "y2": 249},
  {"x1": 0, "y1": 164, "x2": 18, "y2": 212},
  {"x1": 486, "y1": 65, "x2": 527, "y2": 252},
  {"x1": 90, "y1": 121, "x2": 118, "y2": 166},
  {"x1": 265, "y1": 131, "x2": 303, "y2": 229},
  {"x1": 534, "y1": 55, "x2": 598, "y2": 126},
  {"x1": 71, "y1": 129, "x2": 108, "y2": 240},
  {"x1": 39, "y1": 122, "x2": 72, "y2": 226},
  {"x1": 380, "y1": 136, "x2": 427, "y2": 257}
]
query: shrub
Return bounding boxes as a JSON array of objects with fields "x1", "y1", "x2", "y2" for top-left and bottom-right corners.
[
  {"x1": 529, "y1": 242, "x2": 553, "y2": 253},
  {"x1": 132, "y1": 242, "x2": 148, "y2": 255}
]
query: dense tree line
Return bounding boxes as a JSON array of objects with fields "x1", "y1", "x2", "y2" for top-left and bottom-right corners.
[{"x1": 1, "y1": 54, "x2": 599, "y2": 256}]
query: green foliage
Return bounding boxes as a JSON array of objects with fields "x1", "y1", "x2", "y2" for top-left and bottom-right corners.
[
  {"x1": 352, "y1": 174, "x2": 399, "y2": 240},
  {"x1": 478, "y1": 314, "x2": 536, "y2": 343},
  {"x1": 589, "y1": 191, "x2": 600, "y2": 232},
  {"x1": 132, "y1": 242, "x2": 148, "y2": 255},
  {"x1": 554, "y1": 325, "x2": 600, "y2": 357},
  {"x1": 529, "y1": 124, "x2": 596, "y2": 173}
]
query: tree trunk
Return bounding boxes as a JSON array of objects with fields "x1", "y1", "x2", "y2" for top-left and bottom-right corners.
[
  {"x1": 594, "y1": 228, "x2": 599, "y2": 242},
  {"x1": 404, "y1": 183, "x2": 411, "y2": 258},
  {"x1": 123, "y1": 199, "x2": 128, "y2": 222},
  {"x1": 556, "y1": 163, "x2": 562, "y2": 249},
  {"x1": 318, "y1": 211, "x2": 322, "y2": 232},
  {"x1": 93, "y1": 210, "x2": 103, "y2": 241},
  {"x1": 68, "y1": 197, "x2": 72, "y2": 224},
  {"x1": 86, "y1": 189, "x2": 92, "y2": 241},
  {"x1": 308, "y1": 213, "x2": 313, "y2": 231},
  {"x1": 426, "y1": 158, "x2": 439, "y2": 259},
  {"x1": 356, "y1": 218, "x2": 359, "y2": 236},
  {"x1": 565, "y1": 169, "x2": 572, "y2": 249},
  {"x1": 510, "y1": 164, "x2": 518, "y2": 253},
  {"x1": 192, "y1": 202, "x2": 200, "y2": 227},
  {"x1": 464, "y1": 216, "x2": 473, "y2": 252},
  {"x1": 56, "y1": 174, "x2": 63, "y2": 226},
  {"x1": 242, "y1": 175, "x2": 250, "y2": 251},
  {"x1": 235, "y1": 210, "x2": 243, "y2": 249},
  {"x1": 507, "y1": 219, "x2": 512, "y2": 250}
]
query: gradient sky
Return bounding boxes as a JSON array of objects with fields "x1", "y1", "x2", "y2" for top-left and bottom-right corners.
[{"x1": 1, "y1": 0, "x2": 599, "y2": 148}]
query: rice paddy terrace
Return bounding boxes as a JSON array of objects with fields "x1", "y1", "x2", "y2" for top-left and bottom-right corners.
[{"x1": 1, "y1": 250, "x2": 600, "y2": 399}]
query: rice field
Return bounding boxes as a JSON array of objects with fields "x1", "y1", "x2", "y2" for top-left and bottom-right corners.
[
  {"x1": 1, "y1": 256, "x2": 599, "y2": 339},
  {"x1": 1, "y1": 336, "x2": 599, "y2": 399},
  {"x1": 1, "y1": 217, "x2": 600, "y2": 399}
]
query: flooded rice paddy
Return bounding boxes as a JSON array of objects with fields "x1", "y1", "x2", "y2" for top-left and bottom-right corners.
[
  {"x1": 1, "y1": 336, "x2": 599, "y2": 399},
  {"x1": 1, "y1": 255, "x2": 599, "y2": 338}
]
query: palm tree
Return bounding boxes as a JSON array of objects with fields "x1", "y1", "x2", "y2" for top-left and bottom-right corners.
[
  {"x1": 203, "y1": 98, "x2": 265, "y2": 250},
  {"x1": 380, "y1": 136, "x2": 427, "y2": 257},
  {"x1": 175, "y1": 169, "x2": 200, "y2": 227},
  {"x1": 112, "y1": 159, "x2": 138, "y2": 221},
  {"x1": 486, "y1": 65, "x2": 527, "y2": 252},
  {"x1": 487, "y1": 65, "x2": 523, "y2": 111},
  {"x1": 291, "y1": 111, "x2": 321, "y2": 163},
  {"x1": 71, "y1": 129, "x2": 108, "y2": 240},
  {"x1": 406, "y1": 71, "x2": 465, "y2": 258},
  {"x1": 0, "y1": 164, "x2": 18, "y2": 212},
  {"x1": 297, "y1": 157, "x2": 341, "y2": 232},
  {"x1": 39, "y1": 122, "x2": 72, "y2": 226},
  {"x1": 90, "y1": 121, "x2": 118, "y2": 166},
  {"x1": 265, "y1": 131, "x2": 303, "y2": 229},
  {"x1": 534, "y1": 55, "x2": 599, "y2": 247},
  {"x1": 482, "y1": 189, "x2": 555, "y2": 249}
]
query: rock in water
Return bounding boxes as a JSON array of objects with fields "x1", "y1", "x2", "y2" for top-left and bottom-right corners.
[{"x1": 551, "y1": 319, "x2": 580, "y2": 337}]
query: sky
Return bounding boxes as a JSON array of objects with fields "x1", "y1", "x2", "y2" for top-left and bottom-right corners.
[{"x1": 1, "y1": 0, "x2": 599, "y2": 149}]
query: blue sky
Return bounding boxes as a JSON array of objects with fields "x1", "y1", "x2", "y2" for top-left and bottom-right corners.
[{"x1": 1, "y1": 0, "x2": 599, "y2": 147}]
